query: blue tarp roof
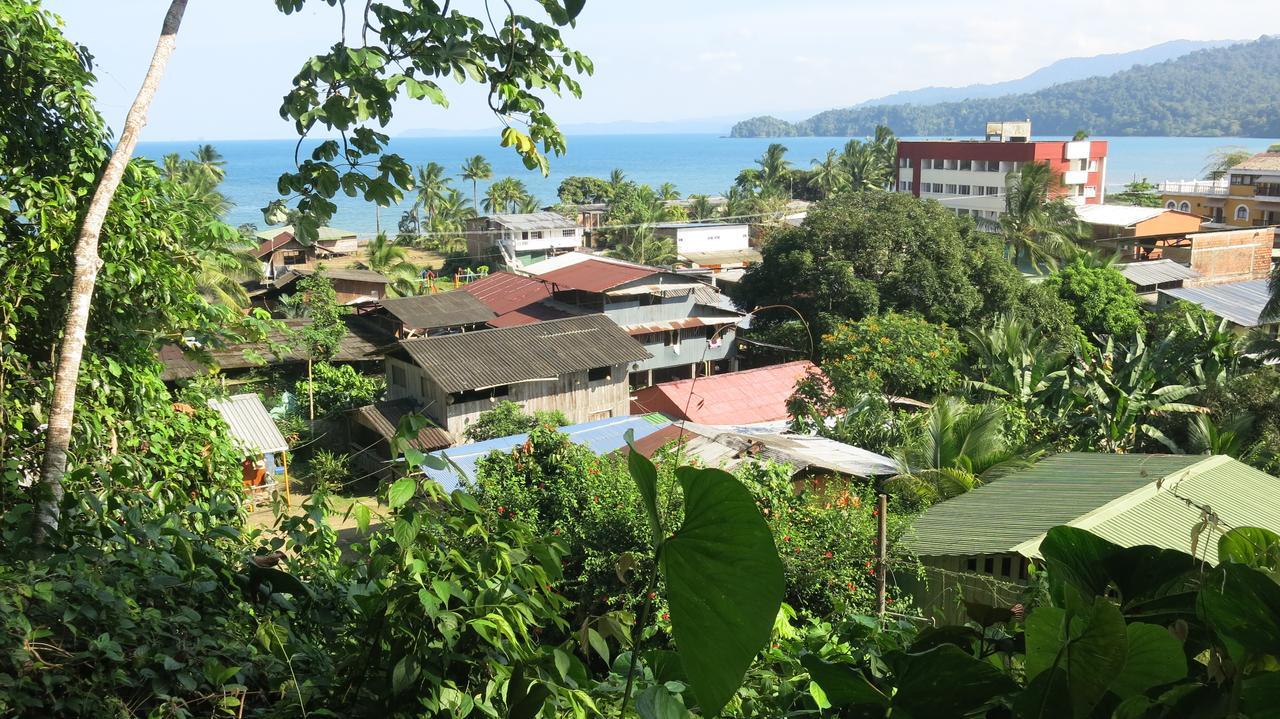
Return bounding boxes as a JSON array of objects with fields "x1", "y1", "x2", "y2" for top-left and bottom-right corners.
[{"x1": 421, "y1": 414, "x2": 671, "y2": 490}]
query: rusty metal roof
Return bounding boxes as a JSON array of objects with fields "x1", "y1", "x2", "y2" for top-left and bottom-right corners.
[
  {"x1": 395, "y1": 314, "x2": 651, "y2": 393},
  {"x1": 539, "y1": 258, "x2": 659, "y2": 293},
  {"x1": 379, "y1": 292, "x2": 496, "y2": 330},
  {"x1": 459, "y1": 271, "x2": 584, "y2": 327},
  {"x1": 621, "y1": 314, "x2": 739, "y2": 336},
  {"x1": 352, "y1": 397, "x2": 453, "y2": 451},
  {"x1": 630, "y1": 360, "x2": 816, "y2": 424}
]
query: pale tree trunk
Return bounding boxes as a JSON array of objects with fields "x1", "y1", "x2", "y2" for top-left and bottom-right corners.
[{"x1": 35, "y1": 0, "x2": 190, "y2": 543}]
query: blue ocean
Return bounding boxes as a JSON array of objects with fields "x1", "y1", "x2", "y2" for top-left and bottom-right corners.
[{"x1": 135, "y1": 134, "x2": 1280, "y2": 234}]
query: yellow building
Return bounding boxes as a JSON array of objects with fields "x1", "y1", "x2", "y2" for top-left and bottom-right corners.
[{"x1": 1160, "y1": 151, "x2": 1280, "y2": 228}]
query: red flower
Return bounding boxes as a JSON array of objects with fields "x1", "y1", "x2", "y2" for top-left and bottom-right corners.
[
  {"x1": 497, "y1": 506, "x2": 505, "y2": 514},
  {"x1": 783, "y1": 535, "x2": 791, "y2": 542},
  {"x1": 647, "y1": 592, "x2": 657, "y2": 599},
  {"x1": 824, "y1": 551, "x2": 833, "y2": 558},
  {"x1": 662, "y1": 612, "x2": 670, "y2": 621},
  {"x1": 872, "y1": 509, "x2": 879, "y2": 517}
]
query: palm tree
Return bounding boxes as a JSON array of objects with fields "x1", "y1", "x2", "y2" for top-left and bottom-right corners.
[
  {"x1": 459, "y1": 154, "x2": 492, "y2": 211},
  {"x1": 604, "y1": 225, "x2": 676, "y2": 266},
  {"x1": 657, "y1": 182, "x2": 681, "y2": 201},
  {"x1": 1202, "y1": 146, "x2": 1252, "y2": 181},
  {"x1": 191, "y1": 232, "x2": 262, "y2": 308},
  {"x1": 517, "y1": 194, "x2": 541, "y2": 214},
  {"x1": 482, "y1": 177, "x2": 530, "y2": 214},
  {"x1": 1186, "y1": 413, "x2": 1256, "y2": 458},
  {"x1": 885, "y1": 397, "x2": 1030, "y2": 506},
  {"x1": 839, "y1": 140, "x2": 883, "y2": 191},
  {"x1": 358, "y1": 233, "x2": 420, "y2": 296},
  {"x1": 756, "y1": 143, "x2": 792, "y2": 195},
  {"x1": 687, "y1": 194, "x2": 717, "y2": 220},
  {"x1": 723, "y1": 185, "x2": 755, "y2": 218},
  {"x1": 190, "y1": 143, "x2": 226, "y2": 185},
  {"x1": 609, "y1": 168, "x2": 628, "y2": 191},
  {"x1": 1263, "y1": 264, "x2": 1280, "y2": 325},
  {"x1": 809, "y1": 149, "x2": 847, "y2": 198},
  {"x1": 412, "y1": 162, "x2": 451, "y2": 228},
  {"x1": 1244, "y1": 328, "x2": 1280, "y2": 365},
  {"x1": 999, "y1": 162, "x2": 1081, "y2": 272},
  {"x1": 869, "y1": 125, "x2": 898, "y2": 188}
]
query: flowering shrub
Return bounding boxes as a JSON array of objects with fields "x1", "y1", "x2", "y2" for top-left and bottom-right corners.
[{"x1": 818, "y1": 312, "x2": 961, "y2": 399}]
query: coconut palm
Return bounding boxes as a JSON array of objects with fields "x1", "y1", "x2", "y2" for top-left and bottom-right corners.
[
  {"x1": 1244, "y1": 328, "x2": 1280, "y2": 365},
  {"x1": 687, "y1": 194, "x2": 717, "y2": 220},
  {"x1": 358, "y1": 233, "x2": 420, "y2": 296},
  {"x1": 839, "y1": 139, "x2": 885, "y2": 191},
  {"x1": 191, "y1": 143, "x2": 226, "y2": 185},
  {"x1": 191, "y1": 235, "x2": 262, "y2": 308},
  {"x1": 459, "y1": 154, "x2": 492, "y2": 211},
  {"x1": 809, "y1": 149, "x2": 847, "y2": 198},
  {"x1": 608, "y1": 168, "x2": 627, "y2": 191},
  {"x1": 870, "y1": 125, "x2": 898, "y2": 188},
  {"x1": 657, "y1": 182, "x2": 681, "y2": 201},
  {"x1": 604, "y1": 225, "x2": 676, "y2": 266},
  {"x1": 517, "y1": 194, "x2": 541, "y2": 214},
  {"x1": 412, "y1": 162, "x2": 451, "y2": 227},
  {"x1": 755, "y1": 143, "x2": 792, "y2": 195},
  {"x1": 482, "y1": 177, "x2": 532, "y2": 214},
  {"x1": 1202, "y1": 146, "x2": 1252, "y2": 181},
  {"x1": 885, "y1": 397, "x2": 1030, "y2": 506},
  {"x1": 999, "y1": 162, "x2": 1082, "y2": 272},
  {"x1": 1186, "y1": 413, "x2": 1257, "y2": 458}
]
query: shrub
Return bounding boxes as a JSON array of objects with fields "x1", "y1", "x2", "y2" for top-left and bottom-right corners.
[
  {"x1": 818, "y1": 312, "x2": 961, "y2": 399},
  {"x1": 463, "y1": 400, "x2": 568, "y2": 442},
  {"x1": 294, "y1": 362, "x2": 383, "y2": 417}
]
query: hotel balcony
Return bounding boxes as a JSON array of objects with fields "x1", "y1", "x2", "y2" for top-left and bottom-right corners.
[
  {"x1": 1062, "y1": 169, "x2": 1089, "y2": 185},
  {"x1": 1158, "y1": 179, "x2": 1228, "y2": 196}
]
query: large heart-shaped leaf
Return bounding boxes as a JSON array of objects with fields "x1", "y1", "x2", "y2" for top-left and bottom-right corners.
[
  {"x1": 1040, "y1": 526, "x2": 1123, "y2": 599},
  {"x1": 891, "y1": 644, "x2": 1017, "y2": 717},
  {"x1": 626, "y1": 429, "x2": 663, "y2": 549},
  {"x1": 662, "y1": 467, "x2": 783, "y2": 717},
  {"x1": 1197, "y1": 562, "x2": 1280, "y2": 657},
  {"x1": 801, "y1": 655, "x2": 887, "y2": 708},
  {"x1": 1024, "y1": 600, "x2": 1128, "y2": 717},
  {"x1": 636, "y1": 685, "x2": 692, "y2": 719},
  {"x1": 1109, "y1": 622, "x2": 1187, "y2": 698},
  {"x1": 1218, "y1": 527, "x2": 1280, "y2": 575}
]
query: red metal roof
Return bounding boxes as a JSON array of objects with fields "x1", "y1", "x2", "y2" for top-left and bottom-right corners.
[
  {"x1": 538, "y1": 258, "x2": 657, "y2": 293},
  {"x1": 461, "y1": 272, "x2": 581, "y2": 327},
  {"x1": 630, "y1": 360, "x2": 817, "y2": 425},
  {"x1": 254, "y1": 231, "x2": 300, "y2": 258}
]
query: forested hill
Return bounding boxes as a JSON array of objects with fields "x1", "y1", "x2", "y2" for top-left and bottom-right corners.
[{"x1": 731, "y1": 35, "x2": 1280, "y2": 138}]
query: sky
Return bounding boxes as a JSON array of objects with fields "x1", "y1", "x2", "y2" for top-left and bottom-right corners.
[{"x1": 45, "y1": 0, "x2": 1280, "y2": 141}]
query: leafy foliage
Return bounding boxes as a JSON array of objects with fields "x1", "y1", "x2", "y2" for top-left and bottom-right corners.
[
  {"x1": 293, "y1": 361, "x2": 384, "y2": 416},
  {"x1": 817, "y1": 313, "x2": 962, "y2": 399},
  {"x1": 463, "y1": 400, "x2": 568, "y2": 442},
  {"x1": 1043, "y1": 259, "x2": 1146, "y2": 339}
]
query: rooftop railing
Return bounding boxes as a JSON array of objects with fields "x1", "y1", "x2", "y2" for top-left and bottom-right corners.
[{"x1": 1158, "y1": 179, "x2": 1228, "y2": 195}]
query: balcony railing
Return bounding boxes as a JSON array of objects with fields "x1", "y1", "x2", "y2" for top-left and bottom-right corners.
[{"x1": 1158, "y1": 179, "x2": 1228, "y2": 195}]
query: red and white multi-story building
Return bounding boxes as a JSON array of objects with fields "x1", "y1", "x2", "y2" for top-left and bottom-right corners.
[{"x1": 894, "y1": 120, "x2": 1108, "y2": 224}]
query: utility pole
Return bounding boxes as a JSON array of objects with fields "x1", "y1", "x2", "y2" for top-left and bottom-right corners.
[{"x1": 876, "y1": 493, "x2": 888, "y2": 618}]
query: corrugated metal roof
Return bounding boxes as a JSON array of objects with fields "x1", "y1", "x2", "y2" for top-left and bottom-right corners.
[
  {"x1": 286, "y1": 267, "x2": 391, "y2": 284},
  {"x1": 379, "y1": 292, "x2": 496, "y2": 330},
  {"x1": 396, "y1": 314, "x2": 652, "y2": 393},
  {"x1": 907, "y1": 453, "x2": 1208, "y2": 558},
  {"x1": 621, "y1": 314, "x2": 740, "y2": 336},
  {"x1": 352, "y1": 398, "x2": 453, "y2": 451},
  {"x1": 680, "y1": 249, "x2": 763, "y2": 266},
  {"x1": 1160, "y1": 279, "x2": 1271, "y2": 327},
  {"x1": 1231, "y1": 152, "x2": 1280, "y2": 172},
  {"x1": 209, "y1": 394, "x2": 289, "y2": 455},
  {"x1": 1086, "y1": 456, "x2": 1280, "y2": 564},
  {"x1": 460, "y1": 271, "x2": 583, "y2": 327},
  {"x1": 672, "y1": 423, "x2": 897, "y2": 477},
  {"x1": 420, "y1": 414, "x2": 672, "y2": 490},
  {"x1": 539, "y1": 259, "x2": 659, "y2": 293},
  {"x1": 159, "y1": 316, "x2": 390, "y2": 380},
  {"x1": 630, "y1": 360, "x2": 816, "y2": 425},
  {"x1": 1074, "y1": 204, "x2": 1168, "y2": 227},
  {"x1": 485, "y1": 212, "x2": 579, "y2": 231},
  {"x1": 255, "y1": 224, "x2": 358, "y2": 242},
  {"x1": 1118, "y1": 260, "x2": 1201, "y2": 286}
]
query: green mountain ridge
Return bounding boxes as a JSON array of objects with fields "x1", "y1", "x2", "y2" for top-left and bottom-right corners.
[{"x1": 731, "y1": 35, "x2": 1280, "y2": 138}]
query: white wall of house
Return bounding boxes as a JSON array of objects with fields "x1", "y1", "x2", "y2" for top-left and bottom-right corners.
[{"x1": 656, "y1": 225, "x2": 749, "y2": 255}]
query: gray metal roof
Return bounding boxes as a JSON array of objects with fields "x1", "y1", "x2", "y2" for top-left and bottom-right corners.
[
  {"x1": 1159, "y1": 279, "x2": 1272, "y2": 327},
  {"x1": 379, "y1": 292, "x2": 496, "y2": 330},
  {"x1": 209, "y1": 394, "x2": 289, "y2": 455},
  {"x1": 669, "y1": 423, "x2": 898, "y2": 478},
  {"x1": 1117, "y1": 260, "x2": 1200, "y2": 287},
  {"x1": 352, "y1": 398, "x2": 453, "y2": 451},
  {"x1": 285, "y1": 267, "x2": 391, "y2": 284},
  {"x1": 395, "y1": 314, "x2": 652, "y2": 393},
  {"x1": 485, "y1": 212, "x2": 578, "y2": 231}
]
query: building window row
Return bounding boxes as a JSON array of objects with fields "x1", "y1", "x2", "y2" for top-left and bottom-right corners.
[
  {"x1": 897, "y1": 180, "x2": 913, "y2": 192},
  {"x1": 922, "y1": 158, "x2": 1008, "y2": 172},
  {"x1": 921, "y1": 182, "x2": 1000, "y2": 197}
]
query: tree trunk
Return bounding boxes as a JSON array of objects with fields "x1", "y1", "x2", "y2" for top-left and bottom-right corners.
[
  {"x1": 308, "y1": 358, "x2": 316, "y2": 420},
  {"x1": 35, "y1": 0, "x2": 189, "y2": 543}
]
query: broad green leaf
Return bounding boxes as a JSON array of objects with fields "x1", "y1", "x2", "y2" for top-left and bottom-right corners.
[
  {"x1": 1101, "y1": 545, "x2": 1197, "y2": 610},
  {"x1": 800, "y1": 655, "x2": 887, "y2": 707},
  {"x1": 1197, "y1": 562, "x2": 1280, "y2": 656},
  {"x1": 564, "y1": 0, "x2": 586, "y2": 20},
  {"x1": 553, "y1": 648, "x2": 571, "y2": 680},
  {"x1": 587, "y1": 627, "x2": 610, "y2": 664},
  {"x1": 391, "y1": 655, "x2": 418, "y2": 694},
  {"x1": 1014, "y1": 667, "x2": 1071, "y2": 719},
  {"x1": 1218, "y1": 526, "x2": 1280, "y2": 574},
  {"x1": 636, "y1": 685, "x2": 692, "y2": 719},
  {"x1": 891, "y1": 645, "x2": 1016, "y2": 716},
  {"x1": 1040, "y1": 526, "x2": 1123, "y2": 599},
  {"x1": 353, "y1": 503, "x2": 371, "y2": 534},
  {"x1": 662, "y1": 467, "x2": 783, "y2": 717},
  {"x1": 1024, "y1": 601, "x2": 1128, "y2": 717},
  {"x1": 1241, "y1": 673, "x2": 1280, "y2": 719},
  {"x1": 1109, "y1": 623, "x2": 1186, "y2": 698},
  {"x1": 625, "y1": 429, "x2": 662, "y2": 548},
  {"x1": 387, "y1": 476, "x2": 416, "y2": 508}
]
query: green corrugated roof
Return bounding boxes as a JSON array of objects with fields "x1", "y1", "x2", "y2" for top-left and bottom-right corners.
[
  {"x1": 255, "y1": 224, "x2": 357, "y2": 242},
  {"x1": 907, "y1": 453, "x2": 1206, "y2": 557},
  {"x1": 1088, "y1": 456, "x2": 1280, "y2": 564}
]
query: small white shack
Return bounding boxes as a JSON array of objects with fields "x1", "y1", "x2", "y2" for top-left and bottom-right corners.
[{"x1": 209, "y1": 393, "x2": 291, "y2": 504}]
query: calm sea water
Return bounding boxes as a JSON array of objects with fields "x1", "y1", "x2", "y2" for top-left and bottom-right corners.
[{"x1": 135, "y1": 134, "x2": 1280, "y2": 234}]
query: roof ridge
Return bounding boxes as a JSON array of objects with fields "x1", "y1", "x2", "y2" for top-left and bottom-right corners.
[{"x1": 1010, "y1": 454, "x2": 1230, "y2": 558}]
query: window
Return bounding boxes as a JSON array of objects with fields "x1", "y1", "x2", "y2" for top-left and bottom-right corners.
[
  {"x1": 899, "y1": 156, "x2": 910, "y2": 168},
  {"x1": 450, "y1": 385, "x2": 510, "y2": 405},
  {"x1": 561, "y1": 229, "x2": 576, "y2": 237},
  {"x1": 944, "y1": 159, "x2": 958, "y2": 170},
  {"x1": 588, "y1": 366, "x2": 611, "y2": 382},
  {"x1": 664, "y1": 330, "x2": 679, "y2": 346},
  {"x1": 945, "y1": 184, "x2": 957, "y2": 194},
  {"x1": 528, "y1": 231, "x2": 543, "y2": 240},
  {"x1": 983, "y1": 557, "x2": 995, "y2": 574},
  {"x1": 957, "y1": 185, "x2": 971, "y2": 195},
  {"x1": 966, "y1": 558, "x2": 978, "y2": 571},
  {"x1": 959, "y1": 159, "x2": 972, "y2": 171},
  {"x1": 1001, "y1": 557, "x2": 1013, "y2": 577},
  {"x1": 391, "y1": 364, "x2": 405, "y2": 387},
  {"x1": 1235, "y1": 204, "x2": 1250, "y2": 221},
  {"x1": 987, "y1": 186, "x2": 1000, "y2": 196},
  {"x1": 1179, "y1": 201, "x2": 1191, "y2": 212},
  {"x1": 985, "y1": 160, "x2": 1001, "y2": 172},
  {"x1": 1231, "y1": 174, "x2": 1257, "y2": 186},
  {"x1": 1165, "y1": 200, "x2": 1177, "y2": 209}
]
